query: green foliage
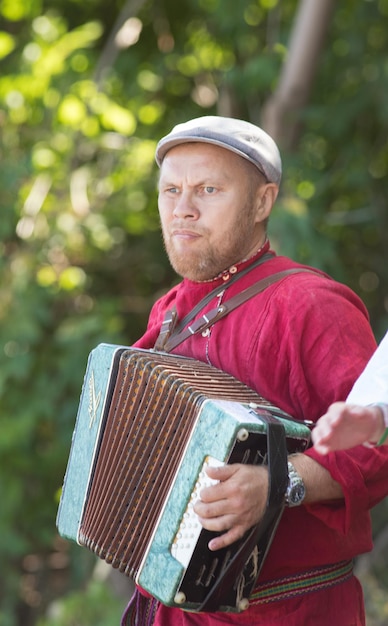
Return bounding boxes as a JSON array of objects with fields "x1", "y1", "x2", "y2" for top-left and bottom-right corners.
[
  {"x1": 0, "y1": 0, "x2": 387, "y2": 624},
  {"x1": 36, "y1": 579, "x2": 125, "y2": 626}
]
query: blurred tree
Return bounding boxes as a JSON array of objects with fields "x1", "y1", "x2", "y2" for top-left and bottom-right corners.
[{"x1": 263, "y1": 0, "x2": 337, "y2": 147}]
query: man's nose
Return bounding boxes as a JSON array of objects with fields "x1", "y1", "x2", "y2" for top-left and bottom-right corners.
[{"x1": 172, "y1": 190, "x2": 199, "y2": 219}]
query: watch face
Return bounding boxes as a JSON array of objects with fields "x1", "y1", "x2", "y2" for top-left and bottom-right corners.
[
  {"x1": 290, "y1": 484, "x2": 305, "y2": 504},
  {"x1": 286, "y1": 462, "x2": 306, "y2": 506}
]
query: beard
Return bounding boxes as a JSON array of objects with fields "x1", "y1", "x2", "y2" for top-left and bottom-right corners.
[
  {"x1": 163, "y1": 236, "x2": 225, "y2": 281},
  {"x1": 161, "y1": 201, "x2": 259, "y2": 282}
]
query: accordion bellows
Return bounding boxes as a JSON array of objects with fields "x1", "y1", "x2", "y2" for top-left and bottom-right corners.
[{"x1": 57, "y1": 344, "x2": 311, "y2": 612}]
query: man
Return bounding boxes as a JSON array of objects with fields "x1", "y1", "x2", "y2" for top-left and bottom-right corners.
[
  {"x1": 123, "y1": 116, "x2": 388, "y2": 625},
  {"x1": 313, "y1": 403, "x2": 388, "y2": 452}
]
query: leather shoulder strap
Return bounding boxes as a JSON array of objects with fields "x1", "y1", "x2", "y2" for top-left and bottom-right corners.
[
  {"x1": 155, "y1": 268, "x2": 319, "y2": 353},
  {"x1": 175, "y1": 251, "x2": 275, "y2": 335}
]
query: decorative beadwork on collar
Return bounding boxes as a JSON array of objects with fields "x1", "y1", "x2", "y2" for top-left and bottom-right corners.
[{"x1": 197, "y1": 238, "x2": 269, "y2": 284}]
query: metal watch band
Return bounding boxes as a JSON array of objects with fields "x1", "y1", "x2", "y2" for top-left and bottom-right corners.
[{"x1": 285, "y1": 461, "x2": 306, "y2": 507}]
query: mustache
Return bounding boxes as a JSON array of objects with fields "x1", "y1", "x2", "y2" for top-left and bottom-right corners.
[{"x1": 169, "y1": 222, "x2": 205, "y2": 235}]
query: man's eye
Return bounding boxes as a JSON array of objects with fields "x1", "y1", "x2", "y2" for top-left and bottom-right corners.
[{"x1": 204, "y1": 186, "x2": 216, "y2": 194}]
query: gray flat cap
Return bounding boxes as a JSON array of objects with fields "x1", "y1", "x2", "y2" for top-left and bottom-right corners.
[{"x1": 155, "y1": 115, "x2": 282, "y2": 185}]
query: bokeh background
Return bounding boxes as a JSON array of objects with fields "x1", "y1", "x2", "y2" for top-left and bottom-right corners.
[{"x1": 1, "y1": 0, "x2": 388, "y2": 624}]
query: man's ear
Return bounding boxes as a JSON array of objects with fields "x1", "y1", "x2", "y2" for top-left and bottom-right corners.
[{"x1": 254, "y1": 183, "x2": 279, "y2": 223}]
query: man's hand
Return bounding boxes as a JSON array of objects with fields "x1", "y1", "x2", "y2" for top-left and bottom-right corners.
[
  {"x1": 193, "y1": 463, "x2": 269, "y2": 551},
  {"x1": 193, "y1": 454, "x2": 344, "y2": 551}
]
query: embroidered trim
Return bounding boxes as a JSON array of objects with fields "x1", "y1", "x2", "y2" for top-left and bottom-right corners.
[
  {"x1": 121, "y1": 590, "x2": 159, "y2": 626},
  {"x1": 197, "y1": 238, "x2": 269, "y2": 283},
  {"x1": 249, "y1": 560, "x2": 354, "y2": 605}
]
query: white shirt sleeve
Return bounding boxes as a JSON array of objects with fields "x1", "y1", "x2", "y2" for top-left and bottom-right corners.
[{"x1": 347, "y1": 331, "x2": 388, "y2": 406}]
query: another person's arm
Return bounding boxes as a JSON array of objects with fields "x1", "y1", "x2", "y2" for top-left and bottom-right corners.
[{"x1": 312, "y1": 402, "x2": 388, "y2": 454}]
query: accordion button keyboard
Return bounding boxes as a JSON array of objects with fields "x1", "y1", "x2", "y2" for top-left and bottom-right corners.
[{"x1": 171, "y1": 456, "x2": 224, "y2": 568}]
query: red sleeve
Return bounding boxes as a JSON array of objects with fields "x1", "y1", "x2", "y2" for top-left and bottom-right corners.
[
  {"x1": 251, "y1": 272, "x2": 388, "y2": 534},
  {"x1": 305, "y1": 444, "x2": 388, "y2": 534},
  {"x1": 246, "y1": 272, "x2": 377, "y2": 422}
]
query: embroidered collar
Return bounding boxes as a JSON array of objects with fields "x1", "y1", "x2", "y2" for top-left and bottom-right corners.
[{"x1": 197, "y1": 238, "x2": 270, "y2": 284}]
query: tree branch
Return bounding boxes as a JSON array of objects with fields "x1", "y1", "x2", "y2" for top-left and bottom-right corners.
[
  {"x1": 262, "y1": 0, "x2": 336, "y2": 150},
  {"x1": 94, "y1": 0, "x2": 149, "y2": 87}
]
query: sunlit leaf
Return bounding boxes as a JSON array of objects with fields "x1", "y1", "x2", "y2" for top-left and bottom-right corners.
[
  {"x1": 0, "y1": 32, "x2": 16, "y2": 59},
  {"x1": 59, "y1": 266, "x2": 87, "y2": 290},
  {"x1": 100, "y1": 102, "x2": 136, "y2": 135},
  {"x1": 57, "y1": 94, "x2": 87, "y2": 126}
]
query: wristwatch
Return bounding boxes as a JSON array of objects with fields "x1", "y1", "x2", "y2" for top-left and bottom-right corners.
[{"x1": 285, "y1": 461, "x2": 306, "y2": 507}]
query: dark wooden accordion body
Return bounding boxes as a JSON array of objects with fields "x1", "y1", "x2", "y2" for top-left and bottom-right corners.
[{"x1": 57, "y1": 344, "x2": 311, "y2": 613}]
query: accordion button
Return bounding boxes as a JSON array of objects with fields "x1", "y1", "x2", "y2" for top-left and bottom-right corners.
[
  {"x1": 174, "y1": 592, "x2": 186, "y2": 605},
  {"x1": 238, "y1": 598, "x2": 250, "y2": 611},
  {"x1": 237, "y1": 428, "x2": 249, "y2": 442}
]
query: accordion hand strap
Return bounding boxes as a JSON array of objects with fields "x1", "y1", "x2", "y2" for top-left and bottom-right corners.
[
  {"x1": 155, "y1": 268, "x2": 318, "y2": 353},
  {"x1": 198, "y1": 411, "x2": 289, "y2": 613}
]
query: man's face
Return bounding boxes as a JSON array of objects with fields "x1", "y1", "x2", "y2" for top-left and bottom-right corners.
[{"x1": 158, "y1": 142, "x2": 270, "y2": 281}]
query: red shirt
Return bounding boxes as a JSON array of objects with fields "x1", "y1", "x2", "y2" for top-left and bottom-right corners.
[{"x1": 133, "y1": 244, "x2": 387, "y2": 625}]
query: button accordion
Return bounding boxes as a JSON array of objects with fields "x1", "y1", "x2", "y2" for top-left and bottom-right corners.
[{"x1": 57, "y1": 344, "x2": 311, "y2": 613}]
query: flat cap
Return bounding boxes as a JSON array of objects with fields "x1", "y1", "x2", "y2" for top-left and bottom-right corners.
[{"x1": 155, "y1": 115, "x2": 282, "y2": 185}]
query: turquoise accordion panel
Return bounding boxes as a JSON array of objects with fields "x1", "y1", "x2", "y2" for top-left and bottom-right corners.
[
  {"x1": 56, "y1": 343, "x2": 126, "y2": 542},
  {"x1": 136, "y1": 398, "x2": 308, "y2": 607}
]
